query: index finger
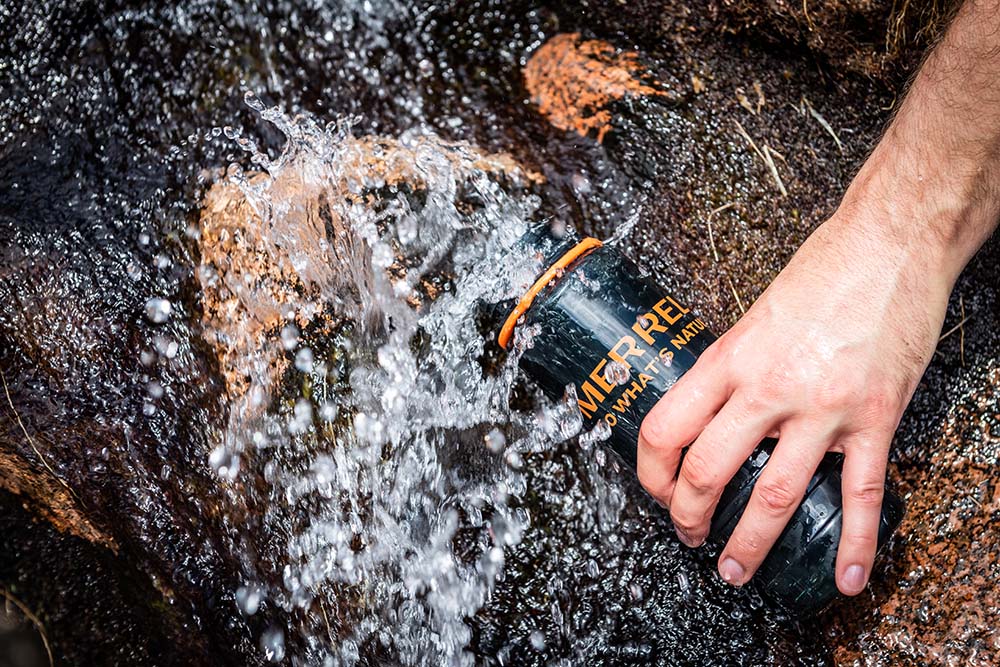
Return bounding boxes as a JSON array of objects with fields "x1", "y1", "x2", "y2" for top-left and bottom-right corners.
[{"x1": 637, "y1": 354, "x2": 732, "y2": 506}]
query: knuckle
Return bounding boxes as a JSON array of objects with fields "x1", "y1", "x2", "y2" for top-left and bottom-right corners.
[
  {"x1": 736, "y1": 389, "x2": 764, "y2": 413},
  {"x1": 840, "y1": 531, "x2": 877, "y2": 552},
  {"x1": 680, "y1": 450, "x2": 719, "y2": 495},
  {"x1": 855, "y1": 387, "x2": 899, "y2": 426},
  {"x1": 847, "y1": 482, "x2": 884, "y2": 508},
  {"x1": 727, "y1": 531, "x2": 763, "y2": 557},
  {"x1": 861, "y1": 389, "x2": 893, "y2": 414},
  {"x1": 703, "y1": 336, "x2": 730, "y2": 364},
  {"x1": 814, "y1": 382, "x2": 855, "y2": 412},
  {"x1": 755, "y1": 369, "x2": 792, "y2": 402},
  {"x1": 754, "y1": 476, "x2": 799, "y2": 516},
  {"x1": 669, "y1": 508, "x2": 700, "y2": 533},
  {"x1": 638, "y1": 419, "x2": 669, "y2": 452}
]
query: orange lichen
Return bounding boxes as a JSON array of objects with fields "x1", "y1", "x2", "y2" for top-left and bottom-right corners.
[{"x1": 523, "y1": 33, "x2": 669, "y2": 143}]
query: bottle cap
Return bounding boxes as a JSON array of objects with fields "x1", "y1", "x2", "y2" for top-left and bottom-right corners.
[{"x1": 498, "y1": 227, "x2": 603, "y2": 349}]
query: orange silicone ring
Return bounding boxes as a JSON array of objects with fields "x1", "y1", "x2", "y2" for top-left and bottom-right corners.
[{"x1": 497, "y1": 237, "x2": 604, "y2": 350}]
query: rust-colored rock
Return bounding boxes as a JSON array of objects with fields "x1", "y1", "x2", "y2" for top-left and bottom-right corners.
[
  {"x1": 0, "y1": 433, "x2": 114, "y2": 550},
  {"x1": 523, "y1": 33, "x2": 671, "y2": 143},
  {"x1": 830, "y1": 361, "x2": 1000, "y2": 666}
]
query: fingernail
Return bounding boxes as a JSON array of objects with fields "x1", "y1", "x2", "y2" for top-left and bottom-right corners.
[
  {"x1": 674, "y1": 526, "x2": 697, "y2": 547},
  {"x1": 719, "y1": 557, "x2": 745, "y2": 586},
  {"x1": 841, "y1": 564, "x2": 868, "y2": 595}
]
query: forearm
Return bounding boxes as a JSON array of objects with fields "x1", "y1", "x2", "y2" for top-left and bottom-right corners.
[{"x1": 843, "y1": 0, "x2": 1000, "y2": 283}]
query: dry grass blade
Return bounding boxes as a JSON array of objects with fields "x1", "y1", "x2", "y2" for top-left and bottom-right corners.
[
  {"x1": 938, "y1": 315, "x2": 971, "y2": 343},
  {"x1": 733, "y1": 119, "x2": 764, "y2": 160},
  {"x1": 733, "y1": 120, "x2": 786, "y2": 196},
  {"x1": 802, "y1": 97, "x2": 844, "y2": 152},
  {"x1": 1, "y1": 588, "x2": 54, "y2": 667},
  {"x1": 1, "y1": 369, "x2": 83, "y2": 506},
  {"x1": 960, "y1": 295, "x2": 966, "y2": 367},
  {"x1": 728, "y1": 276, "x2": 746, "y2": 314},
  {"x1": 705, "y1": 202, "x2": 736, "y2": 263},
  {"x1": 762, "y1": 145, "x2": 788, "y2": 196}
]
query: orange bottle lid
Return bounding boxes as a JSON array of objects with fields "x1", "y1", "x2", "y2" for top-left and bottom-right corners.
[{"x1": 497, "y1": 236, "x2": 603, "y2": 349}]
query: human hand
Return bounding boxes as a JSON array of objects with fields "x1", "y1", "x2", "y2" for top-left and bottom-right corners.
[{"x1": 636, "y1": 208, "x2": 953, "y2": 595}]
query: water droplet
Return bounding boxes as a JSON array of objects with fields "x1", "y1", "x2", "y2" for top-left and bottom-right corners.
[
  {"x1": 243, "y1": 89, "x2": 265, "y2": 113},
  {"x1": 676, "y1": 571, "x2": 690, "y2": 595},
  {"x1": 319, "y1": 401, "x2": 339, "y2": 422},
  {"x1": 153, "y1": 335, "x2": 178, "y2": 359},
  {"x1": 147, "y1": 380, "x2": 164, "y2": 399},
  {"x1": 604, "y1": 360, "x2": 630, "y2": 386},
  {"x1": 280, "y1": 324, "x2": 300, "y2": 350},
  {"x1": 629, "y1": 582, "x2": 644, "y2": 601},
  {"x1": 145, "y1": 297, "x2": 172, "y2": 324},
  {"x1": 484, "y1": 428, "x2": 506, "y2": 454},
  {"x1": 580, "y1": 418, "x2": 612, "y2": 446},
  {"x1": 288, "y1": 399, "x2": 313, "y2": 435},
  {"x1": 209, "y1": 445, "x2": 240, "y2": 480},
  {"x1": 260, "y1": 627, "x2": 285, "y2": 662},
  {"x1": 294, "y1": 347, "x2": 314, "y2": 373},
  {"x1": 236, "y1": 585, "x2": 262, "y2": 616},
  {"x1": 504, "y1": 450, "x2": 523, "y2": 470}
]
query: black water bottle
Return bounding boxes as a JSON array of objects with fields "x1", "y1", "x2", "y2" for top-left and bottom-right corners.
[{"x1": 495, "y1": 224, "x2": 903, "y2": 614}]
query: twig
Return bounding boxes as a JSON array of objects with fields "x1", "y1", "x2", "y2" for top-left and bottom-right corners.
[
  {"x1": 938, "y1": 314, "x2": 971, "y2": 343},
  {"x1": 1, "y1": 588, "x2": 54, "y2": 667},
  {"x1": 705, "y1": 203, "x2": 736, "y2": 262},
  {"x1": 728, "y1": 277, "x2": 746, "y2": 314},
  {"x1": 319, "y1": 597, "x2": 334, "y2": 643},
  {"x1": 802, "y1": 97, "x2": 844, "y2": 152},
  {"x1": 733, "y1": 119, "x2": 764, "y2": 160},
  {"x1": 1, "y1": 370, "x2": 82, "y2": 505}
]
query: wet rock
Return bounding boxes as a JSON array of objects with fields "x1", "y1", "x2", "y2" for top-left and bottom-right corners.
[{"x1": 1, "y1": 0, "x2": 996, "y2": 665}]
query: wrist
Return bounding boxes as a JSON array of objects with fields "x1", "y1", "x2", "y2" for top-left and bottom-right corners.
[{"x1": 838, "y1": 133, "x2": 1000, "y2": 285}]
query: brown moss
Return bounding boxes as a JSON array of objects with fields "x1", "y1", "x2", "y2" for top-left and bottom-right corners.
[{"x1": 716, "y1": 0, "x2": 960, "y2": 82}]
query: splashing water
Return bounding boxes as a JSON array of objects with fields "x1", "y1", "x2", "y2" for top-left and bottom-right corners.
[{"x1": 197, "y1": 97, "x2": 592, "y2": 665}]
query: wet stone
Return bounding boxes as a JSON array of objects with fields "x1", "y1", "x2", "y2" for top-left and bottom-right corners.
[{"x1": 1, "y1": 1, "x2": 997, "y2": 666}]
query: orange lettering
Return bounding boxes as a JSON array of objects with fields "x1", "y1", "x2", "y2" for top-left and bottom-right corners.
[
  {"x1": 653, "y1": 295, "x2": 689, "y2": 326},
  {"x1": 608, "y1": 335, "x2": 645, "y2": 370},
  {"x1": 632, "y1": 311, "x2": 669, "y2": 345},
  {"x1": 577, "y1": 380, "x2": 605, "y2": 419},
  {"x1": 588, "y1": 358, "x2": 614, "y2": 393}
]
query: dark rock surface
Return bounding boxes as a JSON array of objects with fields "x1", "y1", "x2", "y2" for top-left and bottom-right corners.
[{"x1": 1, "y1": 1, "x2": 996, "y2": 665}]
